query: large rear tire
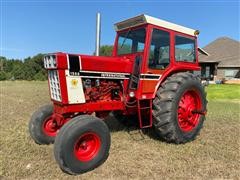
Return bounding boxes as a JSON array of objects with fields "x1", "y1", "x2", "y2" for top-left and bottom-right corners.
[
  {"x1": 29, "y1": 104, "x2": 58, "y2": 144},
  {"x1": 153, "y1": 72, "x2": 207, "y2": 144},
  {"x1": 54, "y1": 115, "x2": 111, "y2": 175}
]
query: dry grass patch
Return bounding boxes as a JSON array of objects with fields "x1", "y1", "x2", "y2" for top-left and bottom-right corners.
[{"x1": 0, "y1": 81, "x2": 239, "y2": 179}]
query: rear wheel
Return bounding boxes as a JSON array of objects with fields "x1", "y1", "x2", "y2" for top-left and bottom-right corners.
[
  {"x1": 54, "y1": 115, "x2": 111, "y2": 175},
  {"x1": 153, "y1": 72, "x2": 207, "y2": 143},
  {"x1": 29, "y1": 104, "x2": 59, "y2": 144}
]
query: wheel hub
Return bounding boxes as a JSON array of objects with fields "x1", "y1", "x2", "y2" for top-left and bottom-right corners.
[
  {"x1": 74, "y1": 132, "x2": 101, "y2": 162},
  {"x1": 178, "y1": 90, "x2": 201, "y2": 132},
  {"x1": 42, "y1": 117, "x2": 59, "y2": 136}
]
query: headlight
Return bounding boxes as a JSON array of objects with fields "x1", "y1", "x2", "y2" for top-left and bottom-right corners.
[
  {"x1": 129, "y1": 91, "x2": 135, "y2": 98},
  {"x1": 44, "y1": 55, "x2": 57, "y2": 69}
]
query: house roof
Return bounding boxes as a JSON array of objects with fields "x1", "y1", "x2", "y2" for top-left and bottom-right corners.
[
  {"x1": 114, "y1": 14, "x2": 198, "y2": 36},
  {"x1": 199, "y1": 37, "x2": 240, "y2": 67}
]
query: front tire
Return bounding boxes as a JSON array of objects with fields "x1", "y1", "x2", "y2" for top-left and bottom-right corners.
[
  {"x1": 54, "y1": 115, "x2": 111, "y2": 175},
  {"x1": 29, "y1": 104, "x2": 58, "y2": 144},
  {"x1": 153, "y1": 72, "x2": 207, "y2": 144}
]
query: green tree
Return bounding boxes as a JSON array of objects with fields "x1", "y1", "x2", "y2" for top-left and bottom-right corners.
[
  {"x1": 11, "y1": 61, "x2": 25, "y2": 80},
  {"x1": 33, "y1": 69, "x2": 47, "y2": 81},
  {"x1": 0, "y1": 71, "x2": 7, "y2": 80},
  {"x1": 0, "y1": 54, "x2": 47, "y2": 81},
  {"x1": 22, "y1": 54, "x2": 46, "y2": 80},
  {"x1": 99, "y1": 45, "x2": 114, "y2": 56}
]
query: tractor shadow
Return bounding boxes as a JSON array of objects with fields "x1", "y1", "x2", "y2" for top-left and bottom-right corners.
[{"x1": 104, "y1": 113, "x2": 159, "y2": 141}]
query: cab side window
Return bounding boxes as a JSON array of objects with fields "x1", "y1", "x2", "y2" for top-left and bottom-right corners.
[
  {"x1": 175, "y1": 35, "x2": 196, "y2": 62},
  {"x1": 148, "y1": 29, "x2": 170, "y2": 69}
]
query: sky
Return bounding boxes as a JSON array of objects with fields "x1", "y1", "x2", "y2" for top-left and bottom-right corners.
[{"x1": 0, "y1": 0, "x2": 239, "y2": 60}]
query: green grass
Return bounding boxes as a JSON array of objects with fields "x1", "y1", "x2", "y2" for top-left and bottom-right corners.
[{"x1": 206, "y1": 84, "x2": 240, "y2": 100}]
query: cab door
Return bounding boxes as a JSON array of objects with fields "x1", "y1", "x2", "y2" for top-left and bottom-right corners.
[{"x1": 141, "y1": 27, "x2": 171, "y2": 94}]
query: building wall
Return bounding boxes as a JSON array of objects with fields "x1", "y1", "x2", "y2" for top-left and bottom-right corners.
[
  {"x1": 199, "y1": 62, "x2": 218, "y2": 80},
  {"x1": 217, "y1": 67, "x2": 240, "y2": 79}
]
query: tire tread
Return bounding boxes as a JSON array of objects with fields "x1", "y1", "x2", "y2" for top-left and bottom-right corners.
[{"x1": 153, "y1": 72, "x2": 207, "y2": 143}]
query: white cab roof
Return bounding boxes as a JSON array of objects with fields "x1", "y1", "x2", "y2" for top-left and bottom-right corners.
[{"x1": 114, "y1": 14, "x2": 198, "y2": 36}]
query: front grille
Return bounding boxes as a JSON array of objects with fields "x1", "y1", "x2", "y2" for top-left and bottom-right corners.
[{"x1": 48, "y1": 70, "x2": 61, "y2": 101}]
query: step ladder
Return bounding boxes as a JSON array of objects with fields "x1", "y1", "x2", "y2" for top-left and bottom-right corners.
[{"x1": 137, "y1": 99, "x2": 152, "y2": 128}]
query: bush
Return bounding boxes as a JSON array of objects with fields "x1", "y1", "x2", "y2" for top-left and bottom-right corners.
[
  {"x1": 0, "y1": 71, "x2": 7, "y2": 80},
  {"x1": 33, "y1": 71, "x2": 47, "y2": 81}
]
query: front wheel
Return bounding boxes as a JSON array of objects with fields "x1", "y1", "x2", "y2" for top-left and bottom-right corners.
[
  {"x1": 54, "y1": 115, "x2": 111, "y2": 175},
  {"x1": 29, "y1": 104, "x2": 60, "y2": 144},
  {"x1": 153, "y1": 72, "x2": 207, "y2": 144}
]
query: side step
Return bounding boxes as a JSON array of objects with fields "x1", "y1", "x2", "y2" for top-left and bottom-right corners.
[{"x1": 137, "y1": 99, "x2": 152, "y2": 128}]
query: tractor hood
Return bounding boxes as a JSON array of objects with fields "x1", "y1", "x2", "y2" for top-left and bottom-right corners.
[
  {"x1": 45, "y1": 53, "x2": 134, "y2": 75},
  {"x1": 79, "y1": 55, "x2": 133, "y2": 73}
]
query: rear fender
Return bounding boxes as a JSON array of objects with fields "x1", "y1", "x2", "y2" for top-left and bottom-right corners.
[{"x1": 152, "y1": 65, "x2": 200, "y2": 98}]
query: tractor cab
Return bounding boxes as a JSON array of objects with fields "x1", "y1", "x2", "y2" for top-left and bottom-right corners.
[
  {"x1": 113, "y1": 15, "x2": 200, "y2": 63},
  {"x1": 113, "y1": 15, "x2": 200, "y2": 91},
  {"x1": 111, "y1": 15, "x2": 202, "y2": 128},
  {"x1": 113, "y1": 14, "x2": 200, "y2": 98}
]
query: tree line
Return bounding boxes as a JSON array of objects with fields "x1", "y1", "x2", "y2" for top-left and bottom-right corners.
[
  {"x1": 0, "y1": 45, "x2": 113, "y2": 81},
  {"x1": 0, "y1": 54, "x2": 47, "y2": 81}
]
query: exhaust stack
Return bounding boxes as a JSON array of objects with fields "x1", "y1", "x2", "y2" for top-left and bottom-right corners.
[{"x1": 95, "y1": 13, "x2": 101, "y2": 56}]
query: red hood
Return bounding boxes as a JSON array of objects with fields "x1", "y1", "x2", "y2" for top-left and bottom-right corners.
[{"x1": 80, "y1": 55, "x2": 133, "y2": 73}]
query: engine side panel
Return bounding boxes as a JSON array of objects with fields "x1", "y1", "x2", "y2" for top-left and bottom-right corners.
[{"x1": 66, "y1": 75, "x2": 86, "y2": 104}]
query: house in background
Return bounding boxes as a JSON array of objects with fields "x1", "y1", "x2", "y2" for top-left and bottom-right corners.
[{"x1": 199, "y1": 37, "x2": 240, "y2": 82}]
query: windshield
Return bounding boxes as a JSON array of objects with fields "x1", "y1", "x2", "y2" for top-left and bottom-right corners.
[{"x1": 117, "y1": 28, "x2": 146, "y2": 55}]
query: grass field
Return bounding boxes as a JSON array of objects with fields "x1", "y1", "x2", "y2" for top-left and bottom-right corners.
[
  {"x1": 0, "y1": 81, "x2": 239, "y2": 179},
  {"x1": 206, "y1": 84, "x2": 240, "y2": 100}
]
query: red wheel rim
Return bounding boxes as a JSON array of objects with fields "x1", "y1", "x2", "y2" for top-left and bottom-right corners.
[
  {"x1": 74, "y1": 132, "x2": 101, "y2": 162},
  {"x1": 178, "y1": 89, "x2": 202, "y2": 132},
  {"x1": 42, "y1": 117, "x2": 58, "y2": 136}
]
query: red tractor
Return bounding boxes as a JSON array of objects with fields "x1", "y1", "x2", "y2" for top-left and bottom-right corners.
[{"x1": 29, "y1": 14, "x2": 207, "y2": 175}]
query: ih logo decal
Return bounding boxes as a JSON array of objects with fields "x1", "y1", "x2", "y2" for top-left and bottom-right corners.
[{"x1": 71, "y1": 79, "x2": 78, "y2": 87}]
